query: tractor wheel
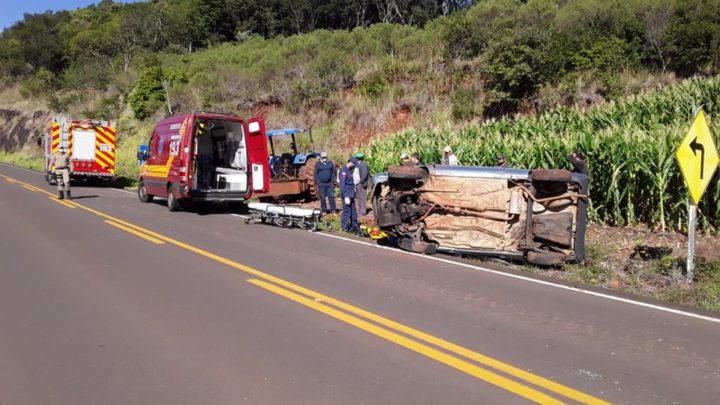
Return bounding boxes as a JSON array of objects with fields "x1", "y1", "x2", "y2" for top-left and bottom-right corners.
[{"x1": 299, "y1": 156, "x2": 319, "y2": 200}]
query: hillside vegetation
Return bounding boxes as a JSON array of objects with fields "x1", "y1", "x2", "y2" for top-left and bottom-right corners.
[{"x1": 2, "y1": 0, "x2": 720, "y2": 125}]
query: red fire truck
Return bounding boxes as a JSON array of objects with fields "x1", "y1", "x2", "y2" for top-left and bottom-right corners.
[{"x1": 43, "y1": 116, "x2": 117, "y2": 184}]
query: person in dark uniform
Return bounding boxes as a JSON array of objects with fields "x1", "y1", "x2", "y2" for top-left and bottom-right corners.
[
  {"x1": 568, "y1": 150, "x2": 588, "y2": 175},
  {"x1": 314, "y1": 151, "x2": 336, "y2": 214},
  {"x1": 339, "y1": 158, "x2": 359, "y2": 233}
]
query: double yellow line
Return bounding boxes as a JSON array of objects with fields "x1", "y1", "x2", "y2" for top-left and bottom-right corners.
[
  {"x1": 1, "y1": 172, "x2": 611, "y2": 404},
  {"x1": 2, "y1": 174, "x2": 163, "y2": 244}
]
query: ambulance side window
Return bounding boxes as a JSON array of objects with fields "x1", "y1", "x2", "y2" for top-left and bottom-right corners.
[
  {"x1": 150, "y1": 133, "x2": 160, "y2": 156},
  {"x1": 157, "y1": 135, "x2": 166, "y2": 156}
]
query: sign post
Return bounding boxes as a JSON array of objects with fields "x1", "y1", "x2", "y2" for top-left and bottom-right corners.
[
  {"x1": 675, "y1": 108, "x2": 719, "y2": 283},
  {"x1": 687, "y1": 201, "x2": 696, "y2": 282}
]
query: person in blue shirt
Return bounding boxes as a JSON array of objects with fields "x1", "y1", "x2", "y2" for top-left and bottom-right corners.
[
  {"x1": 314, "y1": 151, "x2": 336, "y2": 213},
  {"x1": 339, "y1": 158, "x2": 359, "y2": 233}
]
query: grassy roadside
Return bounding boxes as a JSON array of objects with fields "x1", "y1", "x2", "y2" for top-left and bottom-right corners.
[
  {"x1": 0, "y1": 150, "x2": 43, "y2": 171},
  {"x1": 540, "y1": 231, "x2": 720, "y2": 313}
]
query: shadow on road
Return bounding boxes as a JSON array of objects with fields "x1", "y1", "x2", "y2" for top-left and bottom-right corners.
[
  {"x1": 147, "y1": 199, "x2": 249, "y2": 216},
  {"x1": 69, "y1": 195, "x2": 99, "y2": 200}
]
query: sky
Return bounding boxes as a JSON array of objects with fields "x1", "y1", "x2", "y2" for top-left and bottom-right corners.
[{"x1": 0, "y1": 0, "x2": 140, "y2": 31}]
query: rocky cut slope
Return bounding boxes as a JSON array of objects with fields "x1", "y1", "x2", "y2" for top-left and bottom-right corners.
[{"x1": 0, "y1": 108, "x2": 50, "y2": 152}]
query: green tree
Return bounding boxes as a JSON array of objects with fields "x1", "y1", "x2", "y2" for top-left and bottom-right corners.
[
  {"x1": 0, "y1": 11, "x2": 69, "y2": 77},
  {"x1": 128, "y1": 66, "x2": 165, "y2": 119},
  {"x1": 665, "y1": 0, "x2": 720, "y2": 75}
]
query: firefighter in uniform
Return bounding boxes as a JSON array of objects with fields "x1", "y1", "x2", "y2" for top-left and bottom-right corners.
[
  {"x1": 51, "y1": 146, "x2": 72, "y2": 200},
  {"x1": 340, "y1": 158, "x2": 359, "y2": 233}
]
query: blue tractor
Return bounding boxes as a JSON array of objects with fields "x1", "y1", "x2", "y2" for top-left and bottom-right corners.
[{"x1": 256, "y1": 128, "x2": 323, "y2": 200}]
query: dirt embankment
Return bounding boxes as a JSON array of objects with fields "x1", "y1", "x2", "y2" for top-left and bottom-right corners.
[{"x1": 0, "y1": 108, "x2": 51, "y2": 152}]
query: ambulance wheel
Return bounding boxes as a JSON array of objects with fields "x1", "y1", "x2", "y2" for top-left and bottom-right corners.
[
  {"x1": 167, "y1": 189, "x2": 181, "y2": 212},
  {"x1": 138, "y1": 181, "x2": 153, "y2": 203}
]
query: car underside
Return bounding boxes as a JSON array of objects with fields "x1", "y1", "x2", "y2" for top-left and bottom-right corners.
[{"x1": 371, "y1": 165, "x2": 588, "y2": 266}]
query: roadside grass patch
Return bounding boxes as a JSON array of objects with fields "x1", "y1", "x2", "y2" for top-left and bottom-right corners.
[{"x1": 0, "y1": 151, "x2": 43, "y2": 171}]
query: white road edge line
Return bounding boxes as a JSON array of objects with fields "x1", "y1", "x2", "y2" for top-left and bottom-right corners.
[
  {"x1": 310, "y1": 231, "x2": 720, "y2": 325},
  {"x1": 109, "y1": 188, "x2": 135, "y2": 195},
  {"x1": 0, "y1": 163, "x2": 136, "y2": 195},
  {"x1": 0, "y1": 163, "x2": 40, "y2": 173}
]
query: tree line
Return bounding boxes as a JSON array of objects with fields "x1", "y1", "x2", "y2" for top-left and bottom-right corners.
[
  {"x1": 0, "y1": 0, "x2": 472, "y2": 79},
  {"x1": 1, "y1": 0, "x2": 719, "y2": 120}
]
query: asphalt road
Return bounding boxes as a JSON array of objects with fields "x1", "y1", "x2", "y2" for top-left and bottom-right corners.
[{"x1": 1, "y1": 163, "x2": 719, "y2": 405}]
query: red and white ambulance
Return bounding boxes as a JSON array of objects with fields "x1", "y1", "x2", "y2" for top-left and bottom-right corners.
[{"x1": 136, "y1": 112, "x2": 270, "y2": 211}]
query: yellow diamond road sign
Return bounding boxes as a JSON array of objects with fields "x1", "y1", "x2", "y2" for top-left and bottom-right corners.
[{"x1": 676, "y1": 109, "x2": 719, "y2": 205}]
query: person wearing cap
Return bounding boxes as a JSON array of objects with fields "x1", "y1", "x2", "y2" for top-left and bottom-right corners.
[
  {"x1": 339, "y1": 158, "x2": 359, "y2": 233},
  {"x1": 314, "y1": 151, "x2": 337, "y2": 213},
  {"x1": 441, "y1": 146, "x2": 459, "y2": 166},
  {"x1": 496, "y1": 153, "x2": 507, "y2": 168},
  {"x1": 400, "y1": 152, "x2": 413, "y2": 167},
  {"x1": 568, "y1": 150, "x2": 588, "y2": 175},
  {"x1": 354, "y1": 152, "x2": 370, "y2": 216},
  {"x1": 411, "y1": 152, "x2": 424, "y2": 166},
  {"x1": 50, "y1": 146, "x2": 73, "y2": 200}
]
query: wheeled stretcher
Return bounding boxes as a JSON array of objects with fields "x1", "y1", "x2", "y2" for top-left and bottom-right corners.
[{"x1": 245, "y1": 202, "x2": 332, "y2": 231}]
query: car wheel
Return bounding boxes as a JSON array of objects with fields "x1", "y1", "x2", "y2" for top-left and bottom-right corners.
[
  {"x1": 138, "y1": 181, "x2": 153, "y2": 203},
  {"x1": 530, "y1": 169, "x2": 572, "y2": 182},
  {"x1": 167, "y1": 188, "x2": 181, "y2": 212},
  {"x1": 387, "y1": 166, "x2": 427, "y2": 180},
  {"x1": 398, "y1": 237, "x2": 437, "y2": 254}
]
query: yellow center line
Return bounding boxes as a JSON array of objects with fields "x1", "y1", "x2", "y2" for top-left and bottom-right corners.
[
  {"x1": 1, "y1": 173, "x2": 611, "y2": 404},
  {"x1": 248, "y1": 278, "x2": 565, "y2": 405},
  {"x1": 48, "y1": 196, "x2": 76, "y2": 209},
  {"x1": 23, "y1": 184, "x2": 40, "y2": 192},
  {"x1": 104, "y1": 220, "x2": 165, "y2": 244}
]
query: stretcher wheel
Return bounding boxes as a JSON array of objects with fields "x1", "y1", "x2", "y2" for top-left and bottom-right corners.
[{"x1": 244, "y1": 218, "x2": 251, "y2": 224}]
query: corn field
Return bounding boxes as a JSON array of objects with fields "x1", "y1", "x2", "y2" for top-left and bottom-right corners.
[{"x1": 366, "y1": 76, "x2": 720, "y2": 231}]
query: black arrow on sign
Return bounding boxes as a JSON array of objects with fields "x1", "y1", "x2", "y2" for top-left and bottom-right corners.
[{"x1": 689, "y1": 137, "x2": 706, "y2": 179}]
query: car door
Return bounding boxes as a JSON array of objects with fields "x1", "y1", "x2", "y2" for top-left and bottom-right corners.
[
  {"x1": 244, "y1": 117, "x2": 270, "y2": 193},
  {"x1": 142, "y1": 131, "x2": 171, "y2": 196}
]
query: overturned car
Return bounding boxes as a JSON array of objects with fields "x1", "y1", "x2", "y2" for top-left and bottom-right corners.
[{"x1": 371, "y1": 165, "x2": 588, "y2": 266}]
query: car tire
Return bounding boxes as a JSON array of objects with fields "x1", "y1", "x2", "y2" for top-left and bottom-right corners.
[
  {"x1": 138, "y1": 181, "x2": 153, "y2": 203},
  {"x1": 398, "y1": 237, "x2": 438, "y2": 254},
  {"x1": 167, "y1": 187, "x2": 180, "y2": 212},
  {"x1": 530, "y1": 169, "x2": 572, "y2": 182},
  {"x1": 387, "y1": 165, "x2": 427, "y2": 180},
  {"x1": 526, "y1": 251, "x2": 567, "y2": 266}
]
